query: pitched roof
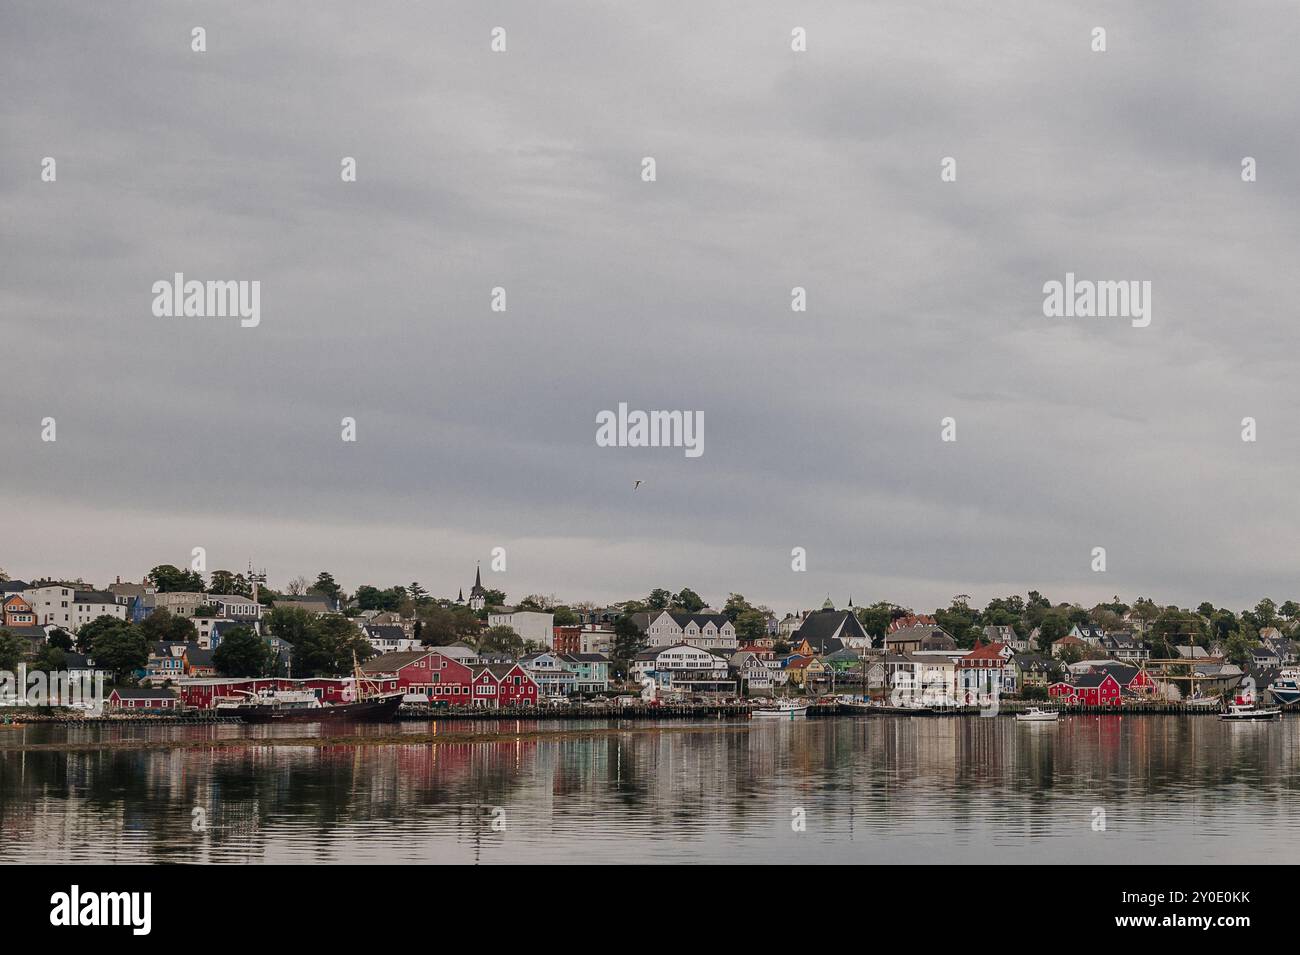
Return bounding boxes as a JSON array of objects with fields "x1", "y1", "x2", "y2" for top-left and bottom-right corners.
[
  {"x1": 360, "y1": 650, "x2": 432, "y2": 673},
  {"x1": 1073, "y1": 672, "x2": 1118, "y2": 688},
  {"x1": 664, "y1": 611, "x2": 732, "y2": 630},
  {"x1": 794, "y1": 610, "x2": 866, "y2": 653},
  {"x1": 1096, "y1": 663, "x2": 1139, "y2": 684},
  {"x1": 364, "y1": 625, "x2": 407, "y2": 641},
  {"x1": 473, "y1": 663, "x2": 525, "y2": 680},
  {"x1": 112, "y1": 687, "x2": 177, "y2": 699},
  {"x1": 887, "y1": 615, "x2": 937, "y2": 633},
  {"x1": 1053, "y1": 634, "x2": 1088, "y2": 646},
  {"x1": 184, "y1": 645, "x2": 214, "y2": 666}
]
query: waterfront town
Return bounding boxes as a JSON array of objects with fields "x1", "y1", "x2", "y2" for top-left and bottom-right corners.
[{"x1": 0, "y1": 562, "x2": 1295, "y2": 715}]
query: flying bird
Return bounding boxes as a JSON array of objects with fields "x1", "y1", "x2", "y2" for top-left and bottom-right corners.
[{"x1": 633, "y1": 480, "x2": 643, "y2": 490}]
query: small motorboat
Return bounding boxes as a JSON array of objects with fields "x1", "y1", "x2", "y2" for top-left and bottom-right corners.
[
  {"x1": 1219, "y1": 702, "x2": 1281, "y2": 722},
  {"x1": 1015, "y1": 707, "x2": 1059, "y2": 722},
  {"x1": 752, "y1": 699, "x2": 809, "y2": 719}
]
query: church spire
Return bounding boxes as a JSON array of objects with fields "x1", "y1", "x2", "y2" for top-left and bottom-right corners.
[{"x1": 468, "y1": 562, "x2": 486, "y2": 610}]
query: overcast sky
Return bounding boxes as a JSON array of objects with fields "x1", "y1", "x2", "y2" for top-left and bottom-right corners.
[{"x1": 3, "y1": 1, "x2": 1300, "y2": 615}]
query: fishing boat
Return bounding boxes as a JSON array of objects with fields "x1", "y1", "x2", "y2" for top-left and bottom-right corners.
[
  {"x1": 1266, "y1": 669, "x2": 1300, "y2": 706},
  {"x1": 838, "y1": 697, "x2": 875, "y2": 713},
  {"x1": 752, "y1": 699, "x2": 809, "y2": 719},
  {"x1": 1014, "y1": 707, "x2": 1059, "y2": 722},
  {"x1": 1184, "y1": 694, "x2": 1222, "y2": 709},
  {"x1": 1219, "y1": 702, "x2": 1281, "y2": 722},
  {"x1": 216, "y1": 654, "x2": 403, "y2": 724}
]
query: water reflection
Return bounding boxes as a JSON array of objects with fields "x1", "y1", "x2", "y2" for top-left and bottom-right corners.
[{"x1": 1, "y1": 715, "x2": 1296, "y2": 863}]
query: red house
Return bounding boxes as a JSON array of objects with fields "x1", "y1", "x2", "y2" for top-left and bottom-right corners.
[
  {"x1": 2, "y1": 595, "x2": 36, "y2": 629},
  {"x1": 470, "y1": 663, "x2": 539, "y2": 708},
  {"x1": 361, "y1": 649, "x2": 475, "y2": 704},
  {"x1": 553, "y1": 626, "x2": 582, "y2": 656},
  {"x1": 108, "y1": 687, "x2": 179, "y2": 711},
  {"x1": 1051, "y1": 672, "x2": 1122, "y2": 706},
  {"x1": 1098, "y1": 664, "x2": 1156, "y2": 695}
]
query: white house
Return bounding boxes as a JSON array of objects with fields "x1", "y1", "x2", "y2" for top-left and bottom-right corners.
[
  {"x1": 730, "y1": 650, "x2": 774, "y2": 695},
  {"x1": 487, "y1": 610, "x2": 555, "y2": 648},
  {"x1": 24, "y1": 586, "x2": 127, "y2": 632},
  {"x1": 520, "y1": 651, "x2": 578, "y2": 698},
  {"x1": 362, "y1": 624, "x2": 421, "y2": 655},
  {"x1": 631, "y1": 643, "x2": 736, "y2": 694},
  {"x1": 641, "y1": 611, "x2": 738, "y2": 650},
  {"x1": 1069, "y1": 624, "x2": 1107, "y2": 646}
]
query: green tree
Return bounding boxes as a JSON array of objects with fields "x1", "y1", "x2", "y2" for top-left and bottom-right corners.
[
  {"x1": 722, "y1": 593, "x2": 754, "y2": 622},
  {"x1": 265, "y1": 606, "x2": 317, "y2": 645},
  {"x1": 671, "y1": 588, "x2": 705, "y2": 613},
  {"x1": 610, "y1": 615, "x2": 646, "y2": 681},
  {"x1": 483, "y1": 589, "x2": 507, "y2": 607},
  {"x1": 290, "y1": 616, "x2": 373, "y2": 677},
  {"x1": 854, "y1": 602, "x2": 895, "y2": 641},
  {"x1": 646, "y1": 588, "x2": 672, "y2": 611},
  {"x1": 415, "y1": 604, "x2": 457, "y2": 645},
  {"x1": 92, "y1": 625, "x2": 149, "y2": 681},
  {"x1": 477, "y1": 625, "x2": 524, "y2": 657},
  {"x1": 1150, "y1": 608, "x2": 1204, "y2": 657},
  {"x1": 75, "y1": 615, "x2": 130, "y2": 654},
  {"x1": 309, "y1": 572, "x2": 343, "y2": 604},
  {"x1": 353, "y1": 585, "x2": 404, "y2": 612},
  {"x1": 31, "y1": 644, "x2": 67, "y2": 674},
  {"x1": 935, "y1": 596, "x2": 981, "y2": 648},
  {"x1": 0, "y1": 629, "x2": 27, "y2": 672},
  {"x1": 148, "y1": 564, "x2": 204, "y2": 592},
  {"x1": 139, "y1": 609, "x2": 196, "y2": 643},
  {"x1": 212, "y1": 626, "x2": 273, "y2": 677},
  {"x1": 46, "y1": 628, "x2": 73, "y2": 651},
  {"x1": 208, "y1": 570, "x2": 252, "y2": 596},
  {"x1": 553, "y1": 606, "x2": 580, "y2": 626},
  {"x1": 735, "y1": 608, "x2": 769, "y2": 644},
  {"x1": 1036, "y1": 612, "x2": 1070, "y2": 653},
  {"x1": 1223, "y1": 632, "x2": 1255, "y2": 667}
]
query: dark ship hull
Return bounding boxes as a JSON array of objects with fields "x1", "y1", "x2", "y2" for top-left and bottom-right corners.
[{"x1": 229, "y1": 692, "x2": 404, "y2": 724}]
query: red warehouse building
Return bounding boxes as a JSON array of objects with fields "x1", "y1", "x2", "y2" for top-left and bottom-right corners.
[
  {"x1": 1049, "y1": 672, "x2": 1122, "y2": 706},
  {"x1": 361, "y1": 649, "x2": 475, "y2": 705}
]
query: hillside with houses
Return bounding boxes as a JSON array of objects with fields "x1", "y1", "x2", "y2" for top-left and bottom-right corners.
[{"x1": 0, "y1": 564, "x2": 1292, "y2": 712}]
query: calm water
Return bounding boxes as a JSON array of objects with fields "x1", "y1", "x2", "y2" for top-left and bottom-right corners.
[{"x1": 1, "y1": 714, "x2": 1297, "y2": 864}]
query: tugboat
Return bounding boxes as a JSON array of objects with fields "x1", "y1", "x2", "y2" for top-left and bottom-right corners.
[{"x1": 217, "y1": 655, "x2": 403, "y2": 724}]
